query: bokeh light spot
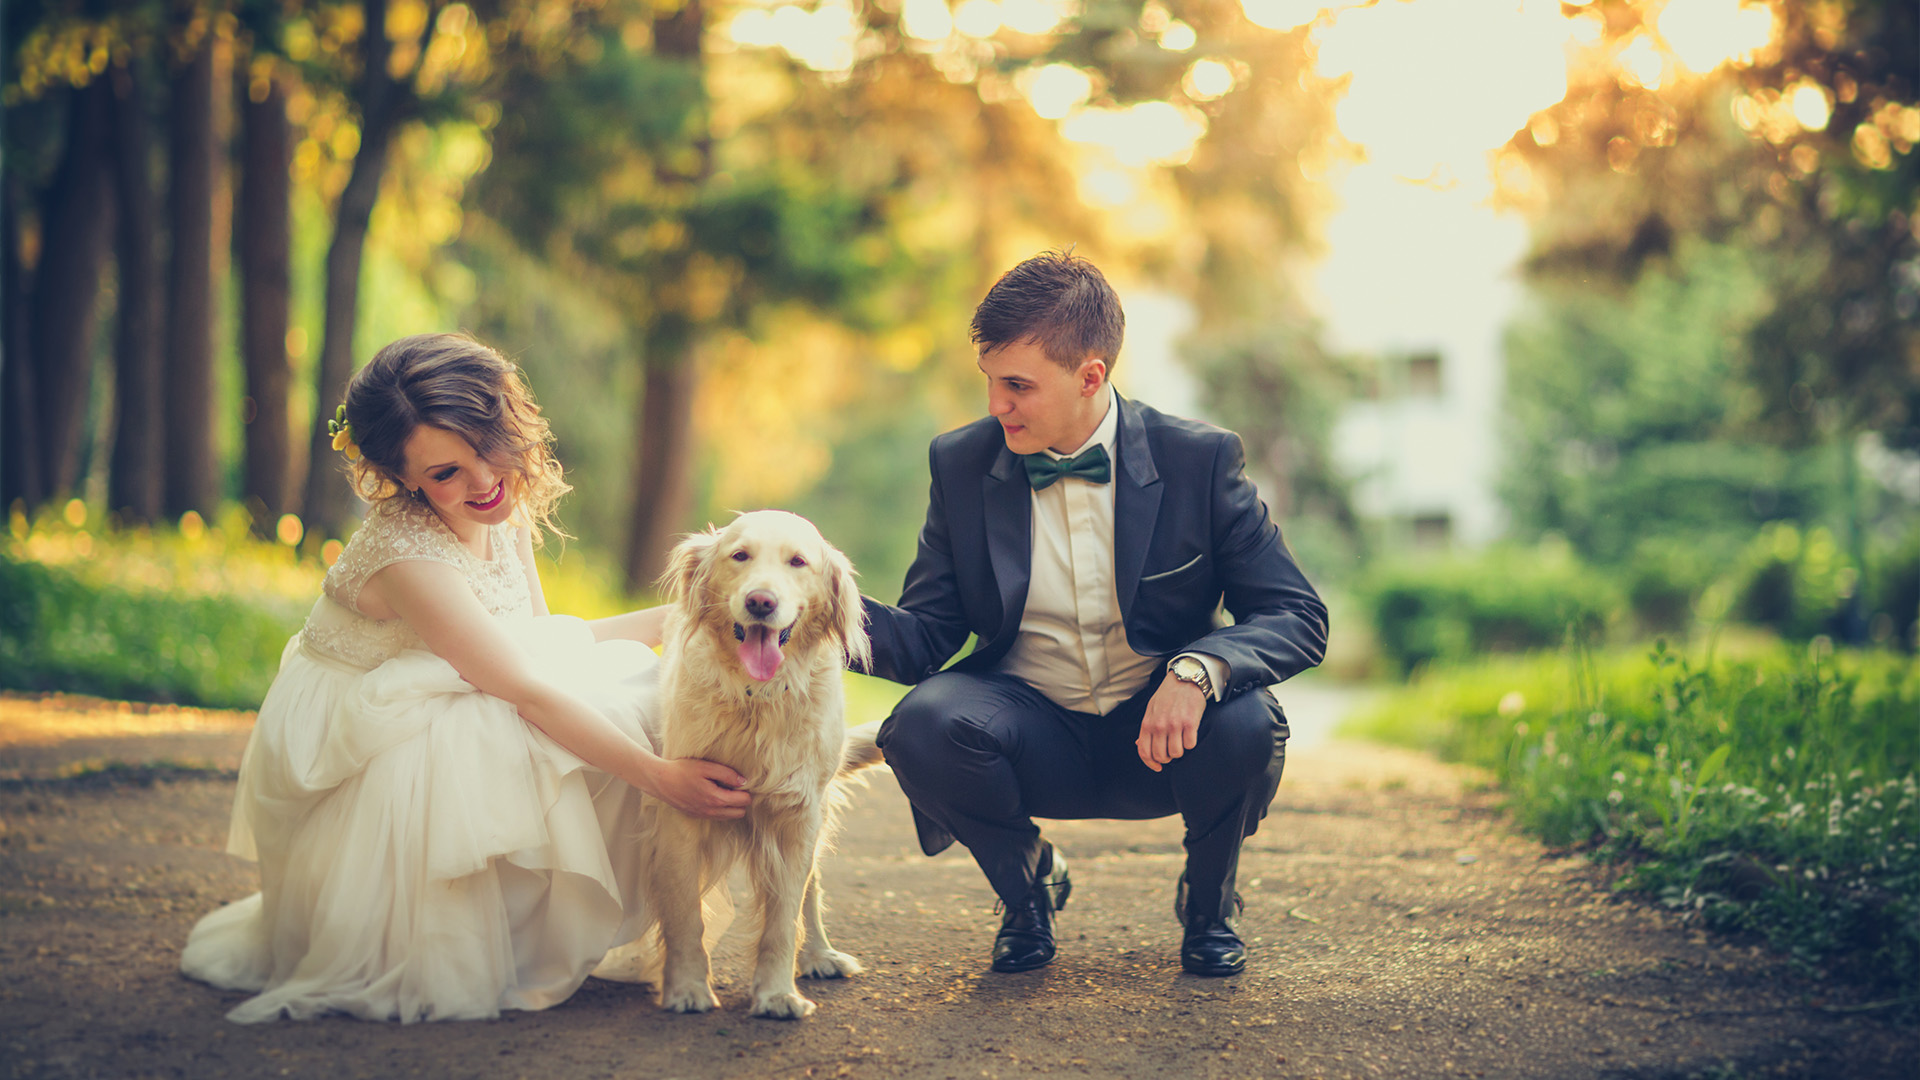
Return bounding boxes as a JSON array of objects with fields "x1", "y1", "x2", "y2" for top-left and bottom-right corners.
[
  {"x1": 1021, "y1": 63, "x2": 1094, "y2": 120},
  {"x1": 1617, "y1": 34, "x2": 1665, "y2": 91},
  {"x1": 954, "y1": 0, "x2": 1003, "y2": 38},
  {"x1": 1788, "y1": 81, "x2": 1831, "y2": 132},
  {"x1": 1183, "y1": 59, "x2": 1236, "y2": 101},
  {"x1": 900, "y1": 0, "x2": 954, "y2": 40}
]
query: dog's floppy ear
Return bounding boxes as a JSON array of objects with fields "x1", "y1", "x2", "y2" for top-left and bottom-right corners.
[
  {"x1": 658, "y1": 526, "x2": 723, "y2": 605},
  {"x1": 823, "y1": 540, "x2": 871, "y2": 670}
]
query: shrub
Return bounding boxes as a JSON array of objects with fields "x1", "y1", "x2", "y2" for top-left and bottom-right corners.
[
  {"x1": 1717, "y1": 521, "x2": 1920, "y2": 651},
  {"x1": 1357, "y1": 546, "x2": 1623, "y2": 676},
  {"x1": 1622, "y1": 536, "x2": 1725, "y2": 635}
]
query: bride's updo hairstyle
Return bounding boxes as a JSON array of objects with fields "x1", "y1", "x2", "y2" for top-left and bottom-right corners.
[{"x1": 342, "y1": 333, "x2": 571, "y2": 542}]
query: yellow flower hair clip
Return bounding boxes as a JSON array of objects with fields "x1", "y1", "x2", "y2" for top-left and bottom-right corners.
[{"x1": 327, "y1": 403, "x2": 362, "y2": 461}]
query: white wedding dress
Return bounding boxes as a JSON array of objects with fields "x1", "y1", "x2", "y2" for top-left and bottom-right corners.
[{"x1": 181, "y1": 497, "x2": 712, "y2": 1023}]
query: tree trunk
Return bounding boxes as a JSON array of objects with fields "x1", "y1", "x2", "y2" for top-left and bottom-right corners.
[
  {"x1": 623, "y1": 0, "x2": 710, "y2": 592},
  {"x1": 238, "y1": 57, "x2": 293, "y2": 535},
  {"x1": 30, "y1": 78, "x2": 116, "y2": 503},
  {"x1": 108, "y1": 59, "x2": 164, "y2": 524},
  {"x1": 2, "y1": 176, "x2": 40, "y2": 513},
  {"x1": 623, "y1": 327, "x2": 699, "y2": 591},
  {"x1": 300, "y1": 0, "x2": 427, "y2": 538},
  {"x1": 164, "y1": 34, "x2": 220, "y2": 519}
]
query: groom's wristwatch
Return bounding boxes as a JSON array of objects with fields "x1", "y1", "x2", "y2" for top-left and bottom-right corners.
[{"x1": 1168, "y1": 655, "x2": 1213, "y2": 698}]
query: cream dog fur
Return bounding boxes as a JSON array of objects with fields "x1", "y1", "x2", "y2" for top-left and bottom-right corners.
[{"x1": 649, "y1": 510, "x2": 881, "y2": 1019}]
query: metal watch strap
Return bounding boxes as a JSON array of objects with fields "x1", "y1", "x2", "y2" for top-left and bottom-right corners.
[{"x1": 1170, "y1": 656, "x2": 1212, "y2": 697}]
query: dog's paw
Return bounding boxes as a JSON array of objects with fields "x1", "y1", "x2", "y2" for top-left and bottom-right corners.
[
  {"x1": 749, "y1": 990, "x2": 817, "y2": 1020},
  {"x1": 660, "y1": 982, "x2": 719, "y2": 1014},
  {"x1": 799, "y1": 949, "x2": 864, "y2": 979}
]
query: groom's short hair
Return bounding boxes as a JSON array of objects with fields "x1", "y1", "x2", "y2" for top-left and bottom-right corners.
[{"x1": 971, "y1": 250, "x2": 1125, "y2": 372}]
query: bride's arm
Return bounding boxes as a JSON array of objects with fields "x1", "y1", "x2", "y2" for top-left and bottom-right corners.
[
  {"x1": 370, "y1": 559, "x2": 751, "y2": 819},
  {"x1": 588, "y1": 606, "x2": 668, "y2": 647}
]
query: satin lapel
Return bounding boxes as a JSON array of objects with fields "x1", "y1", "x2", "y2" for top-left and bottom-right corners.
[
  {"x1": 983, "y1": 443, "x2": 1033, "y2": 646},
  {"x1": 1113, "y1": 394, "x2": 1162, "y2": 619}
]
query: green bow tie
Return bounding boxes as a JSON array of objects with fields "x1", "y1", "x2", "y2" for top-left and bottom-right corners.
[{"x1": 1024, "y1": 444, "x2": 1112, "y2": 490}]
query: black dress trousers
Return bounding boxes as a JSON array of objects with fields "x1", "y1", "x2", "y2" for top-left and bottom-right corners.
[{"x1": 876, "y1": 663, "x2": 1288, "y2": 921}]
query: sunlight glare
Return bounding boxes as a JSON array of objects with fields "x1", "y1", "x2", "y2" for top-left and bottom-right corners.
[
  {"x1": 728, "y1": 2, "x2": 859, "y2": 72},
  {"x1": 1240, "y1": 0, "x2": 1325, "y2": 32},
  {"x1": 1021, "y1": 63, "x2": 1094, "y2": 120},
  {"x1": 1658, "y1": 0, "x2": 1775, "y2": 74},
  {"x1": 1001, "y1": 0, "x2": 1067, "y2": 36},
  {"x1": 901, "y1": 0, "x2": 954, "y2": 41},
  {"x1": 1062, "y1": 101, "x2": 1206, "y2": 167},
  {"x1": 1316, "y1": 0, "x2": 1570, "y2": 182},
  {"x1": 954, "y1": 0, "x2": 1004, "y2": 38},
  {"x1": 1081, "y1": 167, "x2": 1138, "y2": 207}
]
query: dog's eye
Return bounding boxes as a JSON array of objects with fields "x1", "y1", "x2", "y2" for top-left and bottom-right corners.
[
  {"x1": 789, "y1": 555, "x2": 807, "y2": 568},
  {"x1": 731, "y1": 550, "x2": 750, "y2": 562}
]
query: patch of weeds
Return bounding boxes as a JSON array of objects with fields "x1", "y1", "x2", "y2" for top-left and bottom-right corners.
[{"x1": 1359, "y1": 641, "x2": 1920, "y2": 995}]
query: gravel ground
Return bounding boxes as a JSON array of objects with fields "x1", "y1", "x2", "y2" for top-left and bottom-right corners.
[{"x1": 1, "y1": 691, "x2": 1913, "y2": 1080}]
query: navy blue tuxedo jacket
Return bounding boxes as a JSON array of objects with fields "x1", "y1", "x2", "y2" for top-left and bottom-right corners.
[{"x1": 858, "y1": 394, "x2": 1328, "y2": 701}]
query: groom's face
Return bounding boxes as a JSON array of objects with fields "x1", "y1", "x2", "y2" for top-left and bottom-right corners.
[{"x1": 978, "y1": 339, "x2": 1109, "y2": 456}]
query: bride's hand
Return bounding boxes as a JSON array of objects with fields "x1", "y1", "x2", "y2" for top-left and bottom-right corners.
[{"x1": 644, "y1": 757, "x2": 752, "y2": 819}]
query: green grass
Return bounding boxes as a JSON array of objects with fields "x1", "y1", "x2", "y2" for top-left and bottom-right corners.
[
  {"x1": 3, "y1": 504, "x2": 319, "y2": 708},
  {"x1": 1351, "y1": 640, "x2": 1920, "y2": 993}
]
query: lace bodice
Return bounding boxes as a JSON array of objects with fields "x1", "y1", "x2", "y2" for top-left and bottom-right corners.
[{"x1": 299, "y1": 497, "x2": 533, "y2": 670}]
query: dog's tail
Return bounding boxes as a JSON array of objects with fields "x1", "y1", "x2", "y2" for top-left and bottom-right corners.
[{"x1": 840, "y1": 720, "x2": 886, "y2": 776}]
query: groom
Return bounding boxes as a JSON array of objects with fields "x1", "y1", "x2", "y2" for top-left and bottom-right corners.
[{"x1": 857, "y1": 251, "x2": 1328, "y2": 976}]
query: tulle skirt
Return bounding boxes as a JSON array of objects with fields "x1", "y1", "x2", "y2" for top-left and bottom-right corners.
[{"x1": 181, "y1": 614, "x2": 720, "y2": 1023}]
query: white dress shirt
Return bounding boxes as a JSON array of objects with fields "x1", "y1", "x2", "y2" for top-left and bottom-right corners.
[{"x1": 999, "y1": 386, "x2": 1227, "y2": 715}]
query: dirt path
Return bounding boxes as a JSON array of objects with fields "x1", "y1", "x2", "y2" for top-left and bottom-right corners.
[{"x1": 1, "y1": 692, "x2": 1913, "y2": 1080}]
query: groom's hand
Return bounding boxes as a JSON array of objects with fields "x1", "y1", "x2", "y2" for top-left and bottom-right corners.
[{"x1": 1137, "y1": 678, "x2": 1205, "y2": 772}]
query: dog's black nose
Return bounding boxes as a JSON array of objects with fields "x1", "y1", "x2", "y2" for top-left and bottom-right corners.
[{"x1": 744, "y1": 591, "x2": 778, "y2": 620}]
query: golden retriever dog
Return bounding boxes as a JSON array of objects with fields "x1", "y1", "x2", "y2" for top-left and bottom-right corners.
[{"x1": 649, "y1": 510, "x2": 881, "y2": 1019}]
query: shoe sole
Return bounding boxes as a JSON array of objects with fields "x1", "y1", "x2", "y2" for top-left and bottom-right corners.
[{"x1": 990, "y1": 952, "x2": 1056, "y2": 973}]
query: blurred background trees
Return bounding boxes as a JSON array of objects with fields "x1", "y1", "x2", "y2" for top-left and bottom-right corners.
[
  {"x1": 2, "y1": 0, "x2": 1915, "y2": 658},
  {"x1": 1497, "y1": 0, "x2": 1918, "y2": 657}
]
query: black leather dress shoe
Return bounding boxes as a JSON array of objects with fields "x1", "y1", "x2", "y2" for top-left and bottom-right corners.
[
  {"x1": 1180, "y1": 914, "x2": 1247, "y2": 977},
  {"x1": 990, "y1": 845, "x2": 1071, "y2": 973}
]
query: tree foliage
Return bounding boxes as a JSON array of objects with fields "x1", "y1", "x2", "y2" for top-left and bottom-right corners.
[{"x1": 1511, "y1": 0, "x2": 1919, "y2": 449}]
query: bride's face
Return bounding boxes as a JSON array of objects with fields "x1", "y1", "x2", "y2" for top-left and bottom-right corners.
[{"x1": 401, "y1": 425, "x2": 516, "y2": 541}]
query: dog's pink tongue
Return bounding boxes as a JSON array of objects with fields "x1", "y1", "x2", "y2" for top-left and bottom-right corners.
[{"x1": 739, "y1": 624, "x2": 784, "y2": 682}]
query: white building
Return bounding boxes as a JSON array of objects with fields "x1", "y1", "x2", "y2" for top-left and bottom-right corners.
[{"x1": 1318, "y1": 170, "x2": 1521, "y2": 550}]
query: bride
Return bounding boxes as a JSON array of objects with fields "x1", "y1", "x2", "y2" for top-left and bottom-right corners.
[{"x1": 181, "y1": 332, "x2": 747, "y2": 1022}]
